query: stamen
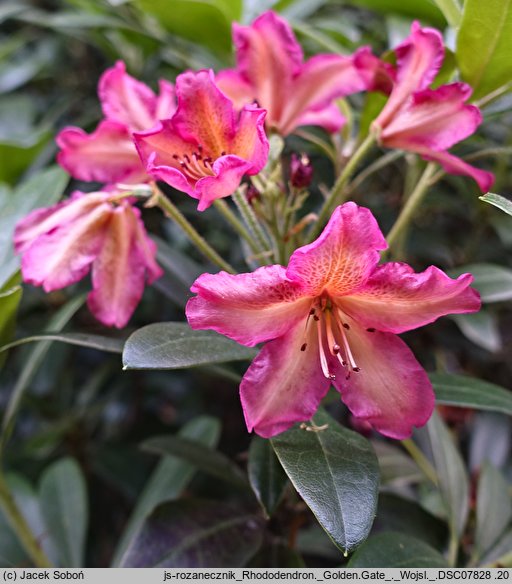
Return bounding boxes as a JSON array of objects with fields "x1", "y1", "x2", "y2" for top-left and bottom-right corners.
[
  {"x1": 316, "y1": 318, "x2": 335, "y2": 381},
  {"x1": 325, "y1": 310, "x2": 339, "y2": 356},
  {"x1": 336, "y1": 309, "x2": 360, "y2": 373},
  {"x1": 172, "y1": 150, "x2": 215, "y2": 181}
]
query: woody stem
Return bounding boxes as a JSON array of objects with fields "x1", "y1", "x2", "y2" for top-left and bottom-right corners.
[{"x1": 154, "y1": 190, "x2": 236, "y2": 274}]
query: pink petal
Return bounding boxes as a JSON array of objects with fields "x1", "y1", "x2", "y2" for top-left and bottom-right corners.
[
  {"x1": 155, "y1": 80, "x2": 177, "y2": 120},
  {"x1": 186, "y1": 265, "x2": 310, "y2": 346},
  {"x1": 278, "y1": 54, "x2": 367, "y2": 135},
  {"x1": 143, "y1": 153, "x2": 199, "y2": 201},
  {"x1": 88, "y1": 204, "x2": 146, "y2": 328},
  {"x1": 340, "y1": 263, "x2": 481, "y2": 334},
  {"x1": 294, "y1": 103, "x2": 346, "y2": 134},
  {"x1": 231, "y1": 11, "x2": 302, "y2": 128},
  {"x1": 230, "y1": 106, "x2": 269, "y2": 171},
  {"x1": 420, "y1": 149, "x2": 495, "y2": 192},
  {"x1": 374, "y1": 22, "x2": 445, "y2": 129},
  {"x1": 14, "y1": 192, "x2": 106, "y2": 254},
  {"x1": 216, "y1": 70, "x2": 255, "y2": 109},
  {"x1": 21, "y1": 202, "x2": 111, "y2": 292},
  {"x1": 286, "y1": 203, "x2": 387, "y2": 296},
  {"x1": 172, "y1": 69, "x2": 235, "y2": 155},
  {"x1": 381, "y1": 83, "x2": 482, "y2": 151},
  {"x1": 131, "y1": 206, "x2": 163, "y2": 284},
  {"x1": 99, "y1": 61, "x2": 159, "y2": 132},
  {"x1": 331, "y1": 318, "x2": 434, "y2": 439},
  {"x1": 56, "y1": 121, "x2": 146, "y2": 184},
  {"x1": 241, "y1": 318, "x2": 330, "y2": 438},
  {"x1": 353, "y1": 46, "x2": 395, "y2": 94}
]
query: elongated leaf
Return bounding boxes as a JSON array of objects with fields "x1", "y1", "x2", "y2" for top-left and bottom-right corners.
[
  {"x1": 1, "y1": 294, "x2": 85, "y2": 444},
  {"x1": 0, "y1": 277, "x2": 22, "y2": 368},
  {"x1": 248, "y1": 436, "x2": 288, "y2": 518},
  {"x1": 470, "y1": 413, "x2": 511, "y2": 471},
  {"x1": 112, "y1": 416, "x2": 220, "y2": 567},
  {"x1": 480, "y1": 528, "x2": 512, "y2": 566},
  {"x1": 39, "y1": 458, "x2": 88, "y2": 568},
  {"x1": 457, "y1": 0, "x2": 512, "y2": 100},
  {"x1": 372, "y1": 441, "x2": 422, "y2": 485},
  {"x1": 120, "y1": 500, "x2": 263, "y2": 568},
  {"x1": 431, "y1": 373, "x2": 512, "y2": 415},
  {"x1": 122, "y1": 322, "x2": 257, "y2": 370},
  {"x1": 450, "y1": 263, "x2": 512, "y2": 303},
  {"x1": 432, "y1": 0, "x2": 461, "y2": 28},
  {"x1": 480, "y1": 193, "x2": 512, "y2": 217},
  {"x1": 0, "y1": 332, "x2": 124, "y2": 355},
  {"x1": 426, "y1": 411, "x2": 469, "y2": 539},
  {"x1": 475, "y1": 462, "x2": 512, "y2": 558},
  {"x1": 141, "y1": 436, "x2": 248, "y2": 489},
  {"x1": 452, "y1": 311, "x2": 501, "y2": 352},
  {"x1": 0, "y1": 165, "x2": 68, "y2": 288},
  {"x1": 271, "y1": 409, "x2": 379, "y2": 553},
  {"x1": 348, "y1": 532, "x2": 448, "y2": 568}
]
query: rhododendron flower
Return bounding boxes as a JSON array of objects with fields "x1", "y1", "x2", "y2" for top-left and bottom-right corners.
[
  {"x1": 186, "y1": 203, "x2": 480, "y2": 439},
  {"x1": 371, "y1": 22, "x2": 493, "y2": 191},
  {"x1": 134, "y1": 69, "x2": 268, "y2": 211},
  {"x1": 14, "y1": 191, "x2": 162, "y2": 328},
  {"x1": 216, "y1": 10, "x2": 378, "y2": 136},
  {"x1": 57, "y1": 61, "x2": 176, "y2": 184}
]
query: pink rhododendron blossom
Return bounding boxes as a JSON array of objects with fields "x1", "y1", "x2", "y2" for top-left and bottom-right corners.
[
  {"x1": 14, "y1": 191, "x2": 162, "y2": 328},
  {"x1": 57, "y1": 61, "x2": 176, "y2": 184},
  {"x1": 371, "y1": 22, "x2": 493, "y2": 191},
  {"x1": 134, "y1": 69, "x2": 269, "y2": 211},
  {"x1": 186, "y1": 203, "x2": 480, "y2": 439},
  {"x1": 216, "y1": 11, "x2": 379, "y2": 136}
]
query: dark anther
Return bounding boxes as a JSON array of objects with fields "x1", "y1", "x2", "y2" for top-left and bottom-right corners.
[
  {"x1": 353, "y1": 367, "x2": 361, "y2": 373},
  {"x1": 367, "y1": 327, "x2": 376, "y2": 333},
  {"x1": 300, "y1": 343, "x2": 307, "y2": 352},
  {"x1": 313, "y1": 315, "x2": 320, "y2": 321},
  {"x1": 343, "y1": 323, "x2": 350, "y2": 330},
  {"x1": 309, "y1": 309, "x2": 315, "y2": 315},
  {"x1": 172, "y1": 154, "x2": 179, "y2": 159},
  {"x1": 221, "y1": 151, "x2": 227, "y2": 156},
  {"x1": 184, "y1": 154, "x2": 190, "y2": 163}
]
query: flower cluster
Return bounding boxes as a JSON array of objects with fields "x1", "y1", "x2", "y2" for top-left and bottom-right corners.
[{"x1": 13, "y1": 11, "x2": 489, "y2": 438}]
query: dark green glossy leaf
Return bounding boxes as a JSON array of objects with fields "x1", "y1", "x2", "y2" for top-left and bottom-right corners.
[
  {"x1": 457, "y1": 0, "x2": 512, "y2": 100},
  {"x1": 450, "y1": 263, "x2": 512, "y2": 303},
  {"x1": 122, "y1": 322, "x2": 257, "y2": 370},
  {"x1": 0, "y1": 332, "x2": 125, "y2": 355},
  {"x1": 348, "y1": 532, "x2": 448, "y2": 568},
  {"x1": 39, "y1": 458, "x2": 88, "y2": 568},
  {"x1": 480, "y1": 193, "x2": 512, "y2": 217},
  {"x1": 141, "y1": 436, "x2": 248, "y2": 489},
  {"x1": 120, "y1": 500, "x2": 263, "y2": 568},
  {"x1": 248, "y1": 436, "x2": 288, "y2": 518},
  {"x1": 0, "y1": 166, "x2": 68, "y2": 288},
  {"x1": 451, "y1": 311, "x2": 501, "y2": 353},
  {"x1": 271, "y1": 409, "x2": 379, "y2": 553},
  {"x1": 426, "y1": 411, "x2": 469, "y2": 539},
  {"x1": 475, "y1": 462, "x2": 512, "y2": 558},
  {"x1": 431, "y1": 373, "x2": 512, "y2": 415},
  {"x1": 112, "y1": 416, "x2": 221, "y2": 567}
]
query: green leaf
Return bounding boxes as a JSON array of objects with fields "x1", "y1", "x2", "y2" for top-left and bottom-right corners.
[
  {"x1": 475, "y1": 462, "x2": 512, "y2": 558},
  {"x1": 431, "y1": 373, "x2": 512, "y2": 415},
  {"x1": 122, "y1": 322, "x2": 257, "y2": 370},
  {"x1": 348, "y1": 532, "x2": 448, "y2": 568},
  {"x1": 456, "y1": 0, "x2": 512, "y2": 100},
  {"x1": 450, "y1": 263, "x2": 512, "y2": 303},
  {"x1": 248, "y1": 436, "x2": 289, "y2": 518},
  {"x1": 141, "y1": 436, "x2": 249, "y2": 489},
  {"x1": 39, "y1": 458, "x2": 88, "y2": 568},
  {"x1": 120, "y1": 500, "x2": 263, "y2": 568},
  {"x1": 271, "y1": 409, "x2": 379, "y2": 553},
  {"x1": 426, "y1": 411, "x2": 469, "y2": 539},
  {"x1": 480, "y1": 193, "x2": 512, "y2": 217},
  {"x1": 1, "y1": 294, "x2": 85, "y2": 446},
  {"x1": 0, "y1": 275, "x2": 22, "y2": 369},
  {"x1": 332, "y1": 0, "x2": 445, "y2": 26},
  {"x1": 451, "y1": 311, "x2": 501, "y2": 352},
  {"x1": 0, "y1": 165, "x2": 68, "y2": 288},
  {"x1": 431, "y1": 0, "x2": 461, "y2": 28},
  {"x1": 480, "y1": 528, "x2": 512, "y2": 566},
  {"x1": 134, "y1": 0, "x2": 238, "y2": 55},
  {"x1": 0, "y1": 332, "x2": 125, "y2": 355},
  {"x1": 112, "y1": 416, "x2": 220, "y2": 567},
  {"x1": 372, "y1": 441, "x2": 422, "y2": 485}
]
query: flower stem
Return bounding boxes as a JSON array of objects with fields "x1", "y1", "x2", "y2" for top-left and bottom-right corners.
[
  {"x1": 308, "y1": 133, "x2": 376, "y2": 242},
  {"x1": 213, "y1": 199, "x2": 260, "y2": 255},
  {"x1": 401, "y1": 438, "x2": 438, "y2": 485},
  {"x1": 232, "y1": 188, "x2": 272, "y2": 260},
  {"x1": 0, "y1": 471, "x2": 52, "y2": 568},
  {"x1": 385, "y1": 162, "x2": 437, "y2": 255},
  {"x1": 154, "y1": 191, "x2": 236, "y2": 274}
]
